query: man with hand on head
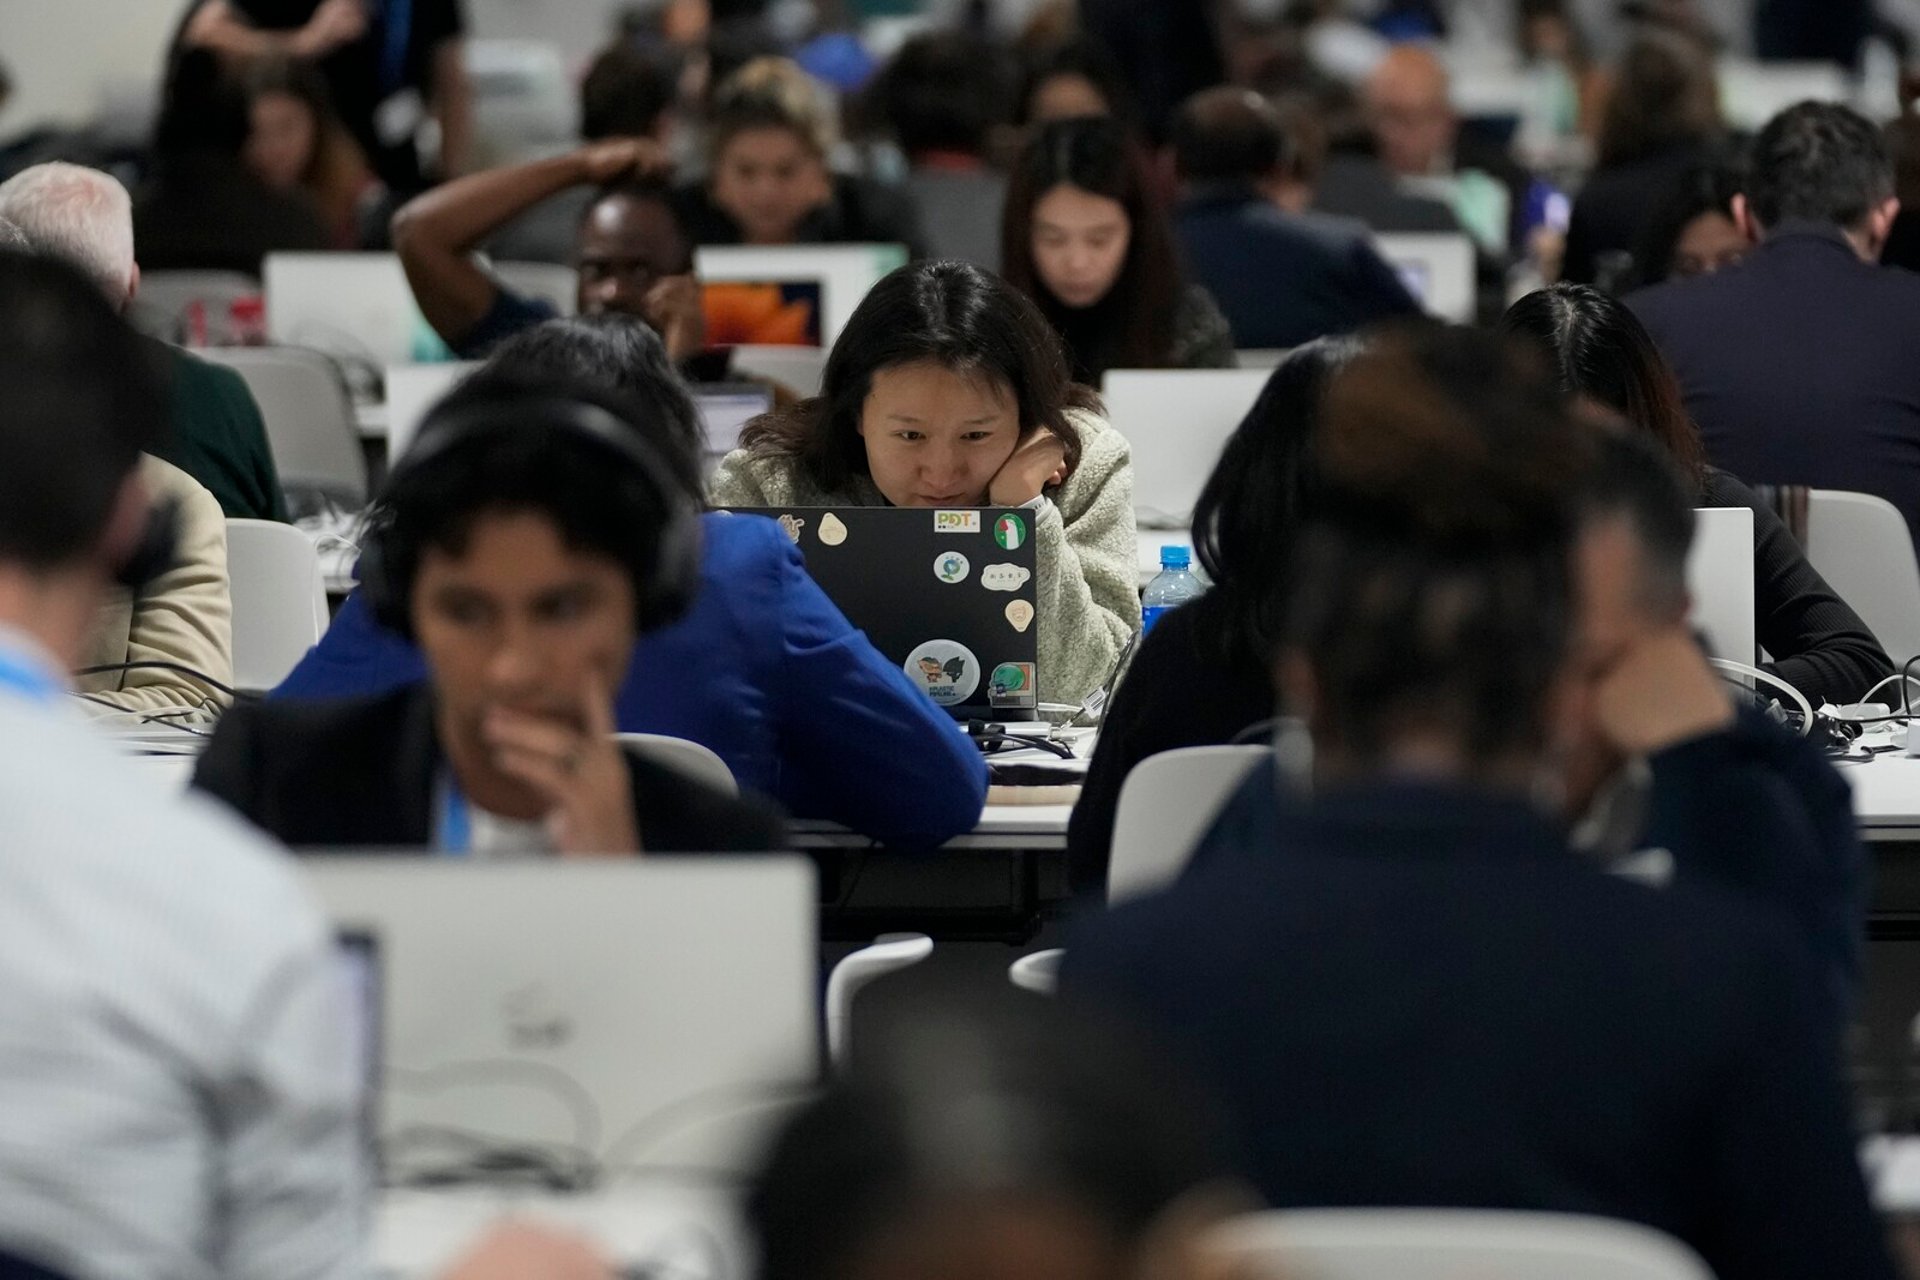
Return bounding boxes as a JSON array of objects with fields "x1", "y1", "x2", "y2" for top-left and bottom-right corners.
[
  {"x1": 0, "y1": 247, "x2": 612, "y2": 1280},
  {"x1": 392, "y1": 137, "x2": 718, "y2": 372},
  {"x1": 194, "y1": 373, "x2": 784, "y2": 854}
]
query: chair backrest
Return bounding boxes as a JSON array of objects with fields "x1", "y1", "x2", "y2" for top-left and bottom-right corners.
[
  {"x1": 201, "y1": 346, "x2": 368, "y2": 506},
  {"x1": 1101, "y1": 369, "x2": 1270, "y2": 528},
  {"x1": 1371, "y1": 231, "x2": 1476, "y2": 323},
  {"x1": 126, "y1": 270, "x2": 261, "y2": 342},
  {"x1": 491, "y1": 260, "x2": 578, "y2": 316},
  {"x1": 616, "y1": 732, "x2": 739, "y2": 795},
  {"x1": 1208, "y1": 1210, "x2": 1713, "y2": 1280},
  {"x1": 1806, "y1": 489, "x2": 1920, "y2": 667},
  {"x1": 1108, "y1": 745, "x2": 1269, "y2": 904},
  {"x1": 225, "y1": 519, "x2": 328, "y2": 692}
]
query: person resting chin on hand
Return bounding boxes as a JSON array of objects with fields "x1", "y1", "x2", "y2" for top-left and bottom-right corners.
[{"x1": 193, "y1": 377, "x2": 785, "y2": 855}]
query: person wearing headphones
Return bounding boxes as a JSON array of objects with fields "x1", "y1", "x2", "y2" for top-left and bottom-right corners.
[{"x1": 193, "y1": 375, "x2": 785, "y2": 854}]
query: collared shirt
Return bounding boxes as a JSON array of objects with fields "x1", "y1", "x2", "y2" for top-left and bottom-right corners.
[{"x1": 0, "y1": 633, "x2": 366, "y2": 1280}]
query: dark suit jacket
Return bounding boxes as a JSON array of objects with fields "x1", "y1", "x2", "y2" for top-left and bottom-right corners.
[
  {"x1": 192, "y1": 685, "x2": 787, "y2": 852},
  {"x1": 1062, "y1": 776, "x2": 1895, "y2": 1280},
  {"x1": 1176, "y1": 185, "x2": 1422, "y2": 350},
  {"x1": 1629, "y1": 225, "x2": 1920, "y2": 550}
]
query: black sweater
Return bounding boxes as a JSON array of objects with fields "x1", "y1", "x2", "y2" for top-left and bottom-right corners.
[{"x1": 1705, "y1": 468, "x2": 1893, "y2": 707}]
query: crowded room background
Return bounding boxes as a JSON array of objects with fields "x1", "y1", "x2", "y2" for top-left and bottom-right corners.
[{"x1": 11, "y1": 1, "x2": 1920, "y2": 1278}]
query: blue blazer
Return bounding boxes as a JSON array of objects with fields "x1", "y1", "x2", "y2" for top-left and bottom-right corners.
[
  {"x1": 1063, "y1": 774, "x2": 1895, "y2": 1280},
  {"x1": 275, "y1": 512, "x2": 988, "y2": 847}
]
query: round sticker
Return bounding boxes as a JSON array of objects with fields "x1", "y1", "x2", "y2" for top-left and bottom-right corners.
[
  {"x1": 990, "y1": 662, "x2": 1033, "y2": 696},
  {"x1": 933, "y1": 550, "x2": 971, "y2": 585},
  {"x1": 818, "y1": 512, "x2": 848, "y2": 546},
  {"x1": 904, "y1": 640, "x2": 980, "y2": 707},
  {"x1": 993, "y1": 512, "x2": 1027, "y2": 550}
]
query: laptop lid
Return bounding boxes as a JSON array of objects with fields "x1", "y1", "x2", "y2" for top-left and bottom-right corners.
[
  {"x1": 384, "y1": 362, "x2": 481, "y2": 462},
  {"x1": 265, "y1": 252, "x2": 449, "y2": 365},
  {"x1": 1687, "y1": 505, "x2": 1756, "y2": 666},
  {"x1": 1101, "y1": 369, "x2": 1269, "y2": 529},
  {"x1": 722, "y1": 506, "x2": 1043, "y2": 719},
  {"x1": 301, "y1": 857, "x2": 818, "y2": 1179},
  {"x1": 695, "y1": 382, "x2": 774, "y2": 467},
  {"x1": 1371, "y1": 232, "x2": 1476, "y2": 324},
  {"x1": 694, "y1": 244, "x2": 907, "y2": 347}
]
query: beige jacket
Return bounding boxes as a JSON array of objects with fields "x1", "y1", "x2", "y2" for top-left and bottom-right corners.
[
  {"x1": 76, "y1": 456, "x2": 234, "y2": 719},
  {"x1": 710, "y1": 409, "x2": 1142, "y2": 709}
]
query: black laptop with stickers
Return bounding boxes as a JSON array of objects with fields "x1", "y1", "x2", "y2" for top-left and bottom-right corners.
[{"x1": 722, "y1": 506, "x2": 1042, "y2": 721}]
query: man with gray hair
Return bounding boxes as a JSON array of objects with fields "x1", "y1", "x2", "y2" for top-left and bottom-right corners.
[{"x1": 0, "y1": 162, "x2": 288, "y2": 524}]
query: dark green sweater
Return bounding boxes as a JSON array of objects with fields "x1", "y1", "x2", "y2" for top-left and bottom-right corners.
[{"x1": 146, "y1": 337, "x2": 289, "y2": 523}]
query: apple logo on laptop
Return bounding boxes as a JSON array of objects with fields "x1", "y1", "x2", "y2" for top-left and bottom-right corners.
[{"x1": 502, "y1": 984, "x2": 574, "y2": 1051}]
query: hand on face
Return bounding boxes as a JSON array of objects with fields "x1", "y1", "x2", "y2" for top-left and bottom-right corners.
[
  {"x1": 1589, "y1": 626, "x2": 1734, "y2": 757},
  {"x1": 988, "y1": 431, "x2": 1068, "y2": 508},
  {"x1": 643, "y1": 274, "x2": 707, "y2": 362},
  {"x1": 482, "y1": 670, "x2": 641, "y2": 856}
]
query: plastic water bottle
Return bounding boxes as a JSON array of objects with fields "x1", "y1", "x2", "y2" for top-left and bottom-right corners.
[{"x1": 1142, "y1": 546, "x2": 1204, "y2": 635}]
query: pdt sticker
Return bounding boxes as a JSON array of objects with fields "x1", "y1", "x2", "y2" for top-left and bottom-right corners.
[
  {"x1": 993, "y1": 512, "x2": 1027, "y2": 550},
  {"x1": 904, "y1": 640, "x2": 980, "y2": 707},
  {"x1": 933, "y1": 551, "x2": 970, "y2": 584},
  {"x1": 935, "y1": 510, "x2": 982, "y2": 534}
]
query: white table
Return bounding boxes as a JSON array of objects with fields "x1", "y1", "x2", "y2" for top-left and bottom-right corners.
[{"x1": 1839, "y1": 752, "x2": 1920, "y2": 841}]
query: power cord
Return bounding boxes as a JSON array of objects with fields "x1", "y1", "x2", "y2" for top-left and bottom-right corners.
[
  {"x1": 73, "y1": 660, "x2": 242, "y2": 701},
  {"x1": 1708, "y1": 658, "x2": 1814, "y2": 737}
]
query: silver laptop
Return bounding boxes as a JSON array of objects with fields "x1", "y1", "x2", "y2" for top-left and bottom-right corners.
[
  {"x1": 1687, "y1": 506, "x2": 1757, "y2": 666},
  {"x1": 1102, "y1": 368, "x2": 1270, "y2": 528},
  {"x1": 302, "y1": 857, "x2": 819, "y2": 1179},
  {"x1": 694, "y1": 244, "x2": 907, "y2": 346},
  {"x1": 265, "y1": 252, "x2": 451, "y2": 366}
]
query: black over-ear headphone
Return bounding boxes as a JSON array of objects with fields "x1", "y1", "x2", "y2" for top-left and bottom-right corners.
[
  {"x1": 115, "y1": 497, "x2": 182, "y2": 592},
  {"x1": 358, "y1": 393, "x2": 702, "y2": 638}
]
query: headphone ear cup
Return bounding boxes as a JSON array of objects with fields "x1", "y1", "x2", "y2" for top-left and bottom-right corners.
[
  {"x1": 634, "y1": 507, "x2": 701, "y2": 633},
  {"x1": 115, "y1": 498, "x2": 181, "y2": 592},
  {"x1": 356, "y1": 524, "x2": 412, "y2": 638}
]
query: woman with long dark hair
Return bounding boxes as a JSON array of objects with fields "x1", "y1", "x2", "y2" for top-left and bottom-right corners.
[
  {"x1": 1500, "y1": 284, "x2": 1891, "y2": 705},
  {"x1": 711, "y1": 260, "x2": 1141, "y2": 709},
  {"x1": 1066, "y1": 338, "x2": 1360, "y2": 895},
  {"x1": 1001, "y1": 117, "x2": 1233, "y2": 383}
]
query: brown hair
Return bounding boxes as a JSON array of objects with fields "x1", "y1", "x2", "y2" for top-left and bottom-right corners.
[{"x1": 707, "y1": 57, "x2": 838, "y2": 168}]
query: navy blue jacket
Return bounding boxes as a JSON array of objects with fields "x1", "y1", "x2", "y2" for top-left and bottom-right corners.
[
  {"x1": 273, "y1": 512, "x2": 988, "y2": 847},
  {"x1": 1175, "y1": 186, "x2": 1422, "y2": 350},
  {"x1": 1629, "y1": 225, "x2": 1920, "y2": 550},
  {"x1": 1063, "y1": 773, "x2": 1894, "y2": 1280}
]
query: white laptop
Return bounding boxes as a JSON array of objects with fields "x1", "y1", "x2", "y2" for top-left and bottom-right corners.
[
  {"x1": 1687, "y1": 505, "x2": 1756, "y2": 666},
  {"x1": 697, "y1": 382, "x2": 774, "y2": 467},
  {"x1": 1102, "y1": 368, "x2": 1270, "y2": 529},
  {"x1": 694, "y1": 244, "x2": 907, "y2": 347},
  {"x1": 383, "y1": 361, "x2": 482, "y2": 462},
  {"x1": 301, "y1": 857, "x2": 819, "y2": 1177},
  {"x1": 266, "y1": 252, "x2": 452, "y2": 366},
  {"x1": 1372, "y1": 232, "x2": 1476, "y2": 324}
]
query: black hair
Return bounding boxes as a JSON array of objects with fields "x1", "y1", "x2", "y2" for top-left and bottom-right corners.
[
  {"x1": 739, "y1": 260, "x2": 1098, "y2": 492},
  {"x1": 1746, "y1": 101, "x2": 1894, "y2": 231},
  {"x1": 1171, "y1": 87, "x2": 1291, "y2": 185},
  {"x1": 1499, "y1": 284, "x2": 1708, "y2": 490},
  {"x1": 1017, "y1": 38, "x2": 1132, "y2": 129},
  {"x1": 373, "y1": 375, "x2": 682, "y2": 627},
  {"x1": 0, "y1": 250, "x2": 170, "y2": 569},
  {"x1": 747, "y1": 1002, "x2": 1230, "y2": 1280},
  {"x1": 580, "y1": 41, "x2": 682, "y2": 142},
  {"x1": 154, "y1": 47, "x2": 250, "y2": 157},
  {"x1": 1593, "y1": 31, "x2": 1720, "y2": 170},
  {"x1": 1001, "y1": 117, "x2": 1184, "y2": 380},
  {"x1": 1192, "y1": 338, "x2": 1363, "y2": 665},
  {"x1": 1626, "y1": 159, "x2": 1746, "y2": 288},
  {"x1": 1292, "y1": 328, "x2": 1591, "y2": 769},
  {"x1": 869, "y1": 30, "x2": 1012, "y2": 158},
  {"x1": 475, "y1": 313, "x2": 704, "y2": 495},
  {"x1": 1580, "y1": 428, "x2": 1698, "y2": 620}
]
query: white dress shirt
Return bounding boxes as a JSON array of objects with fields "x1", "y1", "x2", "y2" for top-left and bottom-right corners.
[{"x1": 0, "y1": 629, "x2": 366, "y2": 1280}]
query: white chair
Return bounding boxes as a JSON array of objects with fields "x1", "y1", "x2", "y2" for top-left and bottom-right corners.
[
  {"x1": 201, "y1": 346, "x2": 367, "y2": 506},
  {"x1": 825, "y1": 932, "x2": 934, "y2": 1068},
  {"x1": 225, "y1": 519, "x2": 328, "y2": 693},
  {"x1": 1108, "y1": 745, "x2": 1269, "y2": 905},
  {"x1": 1805, "y1": 489, "x2": 1920, "y2": 669},
  {"x1": 1372, "y1": 231, "x2": 1476, "y2": 324},
  {"x1": 1207, "y1": 1209, "x2": 1713, "y2": 1280},
  {"x1": 127, "y1": 270, "x2": 261, "y2": 342},
  {"x1": 491, "y1": 261, "x2": 578, "y2": 316},
  {"x1": 615, "y1": 733, "x2": 739, "y2": 795},
  {"x1": 1102, "y1": 369, "x2": 1270, "y2": 528}
]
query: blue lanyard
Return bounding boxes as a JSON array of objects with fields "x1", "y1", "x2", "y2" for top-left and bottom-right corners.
[
  {"x1": 0, "y1": 647, "x2": 62, "y2": 705},
  {"x1": 381, "y1": 0, "x2": 413, "y2": 97},
  {"x1": 436, "y1": 772, "x2": 472, "y2": 856}
]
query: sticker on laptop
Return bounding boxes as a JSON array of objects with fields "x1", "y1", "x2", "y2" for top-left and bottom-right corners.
[
  {"x1": 989, "y1": 662, "x2": 1036, "y2": 707},
  {"x1": 993, "y1": 512, "x2": 1027, "y2": 550},
  {"x1": 776, "y1": 513, "x2": 806, "y2": 543},
  {"x1": 1004, "y1": 599, "x2": 1034, "y2": 633},
  {"x1": 905, "y1": 640, "x2": 979, "y2": 707},
  {"x1": 935, "y1": 510, "x2": 981, "y2": 534},
  {"x1": 980, "y1": 563, "x2": 1032, "y2": 592},
  {"x1": 933, "y1": 551, "x2": 971, "y2": 584},
  {"x1": 818, "y1": 512, "x2": 848, "y2": 546}
]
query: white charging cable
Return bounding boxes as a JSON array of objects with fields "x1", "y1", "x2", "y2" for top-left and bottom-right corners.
[{"x1": 1708, "y1": 658, "x2": 1814, "y2": 737}]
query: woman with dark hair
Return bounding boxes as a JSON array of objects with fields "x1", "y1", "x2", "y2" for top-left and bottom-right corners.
[
  {"x1": 1560, "y1": 31, "x2": 1726, "y2": 287},
  {"x1": 1065, "y1": 338, "x2": 1360, "y2": 896},
  {"x1": 1625, "y1": 161, "x2": 1748, "y2": 290},
  {"x1": 241, "y1": 56, "x2": 382, "y2": 249},
  {"x1": 1500, "y1": 284, "x2": 1891, "y2": 705},
  {"x1": 711, "y1": 259, "x2": 1142, "y2": 709},
  {"x1": 1016, "y1": 37, "x2": 1132, "y2": 131},
  {"x1": 1002, "y1": 117, "x2": 1234, "y2": 383}
]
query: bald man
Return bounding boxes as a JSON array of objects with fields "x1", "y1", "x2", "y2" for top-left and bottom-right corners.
[{"x1": 1362, "y1": 45, "x2": 1531, "y2": 254}]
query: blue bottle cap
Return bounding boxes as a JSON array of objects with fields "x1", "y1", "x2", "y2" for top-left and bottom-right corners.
[{"x1": 1160, "y1": 545, "x2": 1191, "y2": 569}]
